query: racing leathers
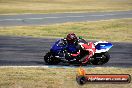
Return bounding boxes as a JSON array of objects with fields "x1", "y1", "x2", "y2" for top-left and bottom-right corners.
[{"x1": 62, "y1": 38, "x2": 96, "y2": 64}]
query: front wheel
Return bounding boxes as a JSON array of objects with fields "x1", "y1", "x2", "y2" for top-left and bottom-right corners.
[
  {"x1": 91, "y1": 52, "x2": 110, "y2": 65},
  {"x1": 44, "y1": 52, "x2": 60, "y2": 65}
]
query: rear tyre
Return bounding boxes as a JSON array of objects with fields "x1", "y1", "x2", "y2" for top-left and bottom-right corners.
[
  {"x1": 44, "y1": 52, "x2": 60, "y2": 65},
  {"x1": 91, "y1": 52, "x2": 110, "y2": 65}
]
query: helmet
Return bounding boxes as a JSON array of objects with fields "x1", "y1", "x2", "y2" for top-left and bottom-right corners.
[{"x1": 66, "y1": 33, "x2": 77, "y2": 44}]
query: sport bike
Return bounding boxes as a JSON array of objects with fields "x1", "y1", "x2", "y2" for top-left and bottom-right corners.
[{"x1": 44, "y1": 39, "x2": 113, "y2": 65}]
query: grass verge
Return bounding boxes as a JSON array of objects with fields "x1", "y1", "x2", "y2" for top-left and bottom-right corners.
[
  {"x1": 0, "y1": 18, "x2": 132, "y2": 42},
  {"x1": 0, "y1": 0, "x2": 132, "y2": 14},
  {"x1": 0, "y1": 67, "x2": 131, "y2": 88}
]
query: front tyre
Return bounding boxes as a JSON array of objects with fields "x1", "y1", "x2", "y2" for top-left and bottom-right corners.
[
  {"x1": 44, "y1": 52, "x2": 60, "y2": 65},
  {"x1": 91, "y1": 52, "x2": 110, "y2": 65},
  {"x1": 101, "y1": 52, "x2": 110, "y2": 64}
]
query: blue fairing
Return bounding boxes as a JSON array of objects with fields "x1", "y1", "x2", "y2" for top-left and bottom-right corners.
[
  {"x1": 50, "y1": 39, "x2": 78, "y2": 55},
  {"x1": 95, "y1": 43, "x2": 113, "y2": 50},
  {"x1": 50, "y1": 40, "x2": 65, "y2": 53}
]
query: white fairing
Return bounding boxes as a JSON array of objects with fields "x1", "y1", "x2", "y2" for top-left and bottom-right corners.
[{"x1": 94, "y1": 41, "x2": 113, "y2": 53}]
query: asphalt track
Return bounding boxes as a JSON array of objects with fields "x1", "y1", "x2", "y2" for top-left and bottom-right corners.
[
  {"x1": 0, "y1": 11, "x2": 132, "y2": 67},
  {"x1": 0, "y1": 11, "x2": 132, "y2": 26},
  {"x1": 0, "y1": 36, "x2": 132, "y2": 67}
]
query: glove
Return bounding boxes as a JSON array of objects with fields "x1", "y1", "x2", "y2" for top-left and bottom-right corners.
[{"x1": 71, "y1": 50, "x2": 80, "y2": 57}]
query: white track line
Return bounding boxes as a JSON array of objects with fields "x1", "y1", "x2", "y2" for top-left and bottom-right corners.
[
  {"x1": 0, "y1": 65, "x2": 95, "y2": 68},
  {"x1": 0, "y1": 66, "x2": 49, "y2": 68},
  {"x1": 0, "y1": 66, "x2": 127, "y2": 68},
  {"x1": 0, "y1": 13, "x2": 132, "y2": 22},
  {"x1": 66, "y1": 16, "x2": 85, "y2": 18},
  {"x1": 44, "y1": 17, "x2": 60, "y2": 18},
  {"x1": 0, "y1": 19, "x2": 22, "y2": 21},
  {"x1": 0, "y1": 66, "x2": 79, "y2": 68}
]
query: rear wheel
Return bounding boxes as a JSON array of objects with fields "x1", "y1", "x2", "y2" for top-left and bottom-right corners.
[
  {"x1": 44, "y1": 52, "x2": 60, "y2": 65},
  {"x1": 91, "y1": 52, "x2": 110, "y2": 65}
]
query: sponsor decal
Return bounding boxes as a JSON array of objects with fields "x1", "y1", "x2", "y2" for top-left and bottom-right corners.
[{"x1": 76, "y1": 68, "x2": 131, "y2": 85}]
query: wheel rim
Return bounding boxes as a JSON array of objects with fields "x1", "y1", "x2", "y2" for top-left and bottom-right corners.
[
  {"x1": 46, "y1": 55, "x2": 53, "y2": 63},
  {"x1": 98, "y1": 55, "x2": 106, "y2": 65}
]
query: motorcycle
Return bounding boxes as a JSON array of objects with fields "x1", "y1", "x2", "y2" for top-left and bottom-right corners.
[{"x1": 44, "y1": 38, "x2": 113, "y2": 65}]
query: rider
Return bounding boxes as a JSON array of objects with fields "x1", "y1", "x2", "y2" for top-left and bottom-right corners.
[{"x1": 63, "y1": 33, "x2": 95, "y2": 64}]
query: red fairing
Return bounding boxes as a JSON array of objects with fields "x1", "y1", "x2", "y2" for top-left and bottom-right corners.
[
  {"x1": 82, "y1": 42, "x2": 96, "y2": 63},
  {"x1": 82, "y1": 42, "x2": 96, "y2": 55}
]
